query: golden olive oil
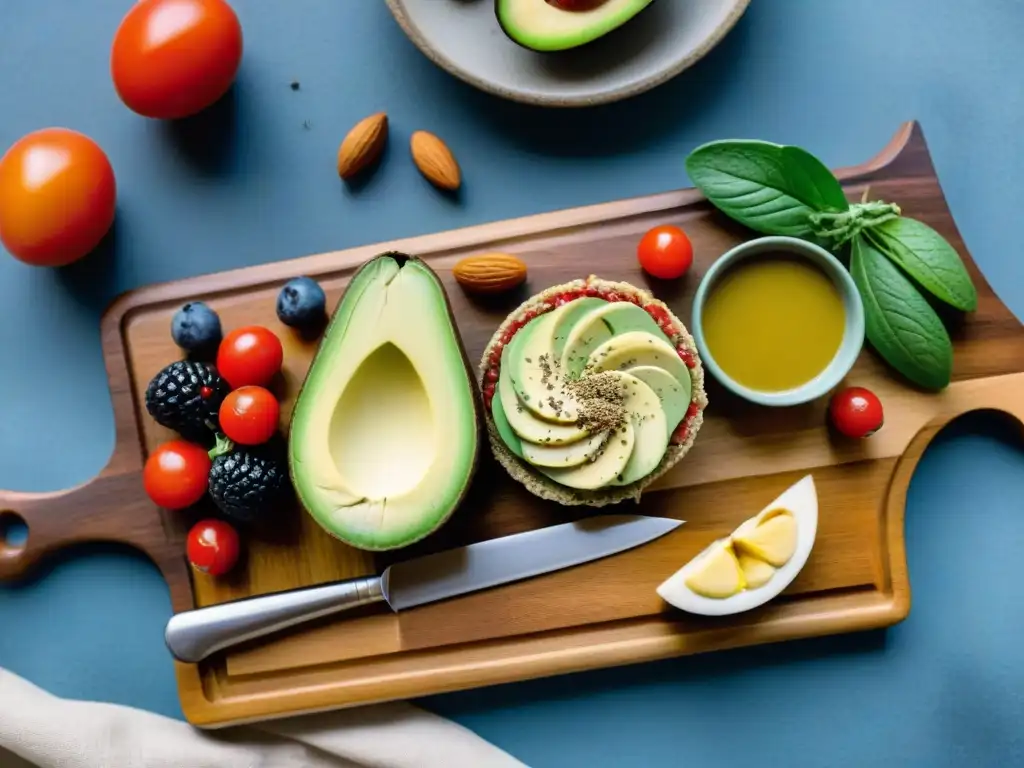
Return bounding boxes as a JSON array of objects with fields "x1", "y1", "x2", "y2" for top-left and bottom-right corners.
[{"x1": 701, "y1": 256, "x2": 846, "y2": 392}]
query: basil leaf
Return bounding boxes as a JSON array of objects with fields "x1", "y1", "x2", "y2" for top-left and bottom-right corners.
[
  {"x1": 780, "y1": 145, "x2": 851, "y2": 212},
  {"x1": 685, "y1": 140, "x2": 848, "y2": 236},
  {"x1": 850, "y1": 236, "x2": 953, "y2": 390},
  {"x1": 866, "y1": 217, "x2": 978, "y2": 312}
]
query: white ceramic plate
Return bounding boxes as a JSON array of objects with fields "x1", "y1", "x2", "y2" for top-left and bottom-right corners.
[{"x1": 386, "y1": 0, "x2": 752, "y2": 107}]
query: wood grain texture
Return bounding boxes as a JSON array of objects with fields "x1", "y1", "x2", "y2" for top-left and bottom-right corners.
[{"x1": 1, "y1": 122, "x2": 1022, "y2": 728}]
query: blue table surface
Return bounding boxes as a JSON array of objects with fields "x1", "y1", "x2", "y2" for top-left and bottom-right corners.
[{"x1": 2, "y1": 1, "x2": 1024, "y2": 765}]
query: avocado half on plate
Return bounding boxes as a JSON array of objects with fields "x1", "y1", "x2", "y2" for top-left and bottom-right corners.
[
  {"x1": 496, "y1": 0, "x2": 655, "y2": 52},
  {"x1": 288, "y1": 253, "x2": 480, "y2": 552}
]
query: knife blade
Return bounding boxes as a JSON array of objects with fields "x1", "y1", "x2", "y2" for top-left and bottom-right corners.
[{"x1": 165, "y1": 514, "x2": 682, "y2": 663}]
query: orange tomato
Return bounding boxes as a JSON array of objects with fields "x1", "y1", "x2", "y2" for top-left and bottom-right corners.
[
  {"x1": 111, "y1": 0, "x2": 243, "y2": 120},
  {"x1": 0, "y1": 128, "x2": 117, "y2": 267}
]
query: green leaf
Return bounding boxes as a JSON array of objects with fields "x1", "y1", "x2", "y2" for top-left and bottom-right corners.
[
  {"x1": 850, "y1": 236, "x2": 953, "y2": 390},
  {"x1": 685, "y1": 139, "x2": 848, "y2": 236},
  {"x1": 780, "y1": 145, "x2": 851, "y2": 212},
  {"x1": 866, "y1": 217, "x2": 978, "y2": 311}
]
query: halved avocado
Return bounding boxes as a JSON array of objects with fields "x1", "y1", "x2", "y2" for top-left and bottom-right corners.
[
  {"x1": 496, "y1": 0, "x2": 655, "y2": 53},
  {"x1": 288, "y1": 253, "x2": 480, "y2": 551}
]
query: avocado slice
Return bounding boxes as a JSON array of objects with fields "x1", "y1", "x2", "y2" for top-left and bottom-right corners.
[
  {"x1": 509, "y1": 306, "x2": 583, "y2": 423},
  {"x1": 586, "y1": 331, "x2": 692, "y2": 401},
  {"x1": 496, "y1": 0, "x2": 655, "y2": 53},
  {"x1": 491, "y1": 393, "x2": 525, "y2": 459},
  {"x1": 608, "y1": 370, "x2": 668, "y2": 486},
  {"x1": 561, "y1": 301, "x2": 671, "y2": 378},
  {"x1": 626, "y1": 364, "x2": 691, "y2": 433},
  {"x1": 288, "y1": 253, "x2": 480, "y2": 551},
  {"x1": 552, "y1": 297, "x2": 607, "y2": 362},
  {"x1": 561, "y1": 313, "x2": 612, "y2": 379},
  {"x1": 498, "y1": 344, "x2": 590, "y2": 445},
  {"x1": 522, "y1": 429, "x2": 609, "y2": 468},
  {"x1": 539, "y1": 421, "x2": 635, "y2": 490}
]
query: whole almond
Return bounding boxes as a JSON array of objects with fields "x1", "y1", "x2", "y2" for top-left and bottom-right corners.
[
  {"x1": 410, "y1": 130, "x2": 461, "y2": 191},
  {"x1": 337, "y1": 112, "x2": 388, "y2": 179},
  {"x1": 453, "y1": 253, "x2": 527, "y2": 294}
]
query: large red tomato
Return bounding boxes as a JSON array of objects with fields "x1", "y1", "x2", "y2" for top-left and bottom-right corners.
[
  {"x1": 0, "y1": 128, "x2": 117, "y2": 267},
  {"x1": 111, "y1": 0, "x2": 243, "y2": 120}
]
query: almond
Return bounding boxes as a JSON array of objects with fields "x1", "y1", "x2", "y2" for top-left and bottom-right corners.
[
  {"x1": 410, "y1": 130, "x2": 461, "y2": 191},
  {"x1": 337, "y1": 112, "x2": 388, "y2": 179},
  {"x1": 453, "y1": 253, "x2": 527, "y2": 294}
]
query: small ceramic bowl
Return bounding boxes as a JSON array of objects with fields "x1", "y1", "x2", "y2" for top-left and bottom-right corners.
[
  {"x1": 691, "y1": 236, "x2": 865, "y2": 407},
  {"x1": 385, "y1": 0, "x2": 751, "y2": 107}
]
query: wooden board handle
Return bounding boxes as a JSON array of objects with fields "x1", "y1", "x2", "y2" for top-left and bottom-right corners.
[
  {"x1": 0, "y1": 470, "x2": 161, "y2": 581},
  {"x1": 932, "y1": 375, "x2": 1024, "y2": 434},
  {"x1": 878, "y1": 374, "x2": 1024, "y2": 620},
  {"x1": 891, "y1": 374, "x2": 1024, "y2": 497},
  {"x1": 0, "y1": 327, "x2": 192, "y2": 595}
]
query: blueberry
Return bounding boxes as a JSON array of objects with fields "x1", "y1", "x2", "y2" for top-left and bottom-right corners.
[
  {"x1": 171, "y1": 302, "x2": 223, "y2": 353},
  {"x1": 277, "y1": 277, "x2": 326, "y2": 328}
]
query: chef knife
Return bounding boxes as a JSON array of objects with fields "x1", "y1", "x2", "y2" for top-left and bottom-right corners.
[{"x1": 165, "y1": 514, "x2": 682, "y2": 663}]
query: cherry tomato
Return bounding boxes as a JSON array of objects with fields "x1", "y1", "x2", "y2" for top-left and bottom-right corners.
[
  {"x1": 186, "y1": 518, "x2": 240, "y2": 576},
  {"x1": 0, "y1": 128, "x2": 116, "y2": 267},
  {"x1": 637, "y1": 224, "x2": 694, "y2": 280},
  {"x1": 143, "y1": 440, "x2": 211, "y2": 509},
  {"x1": 829, "y1": 386, "x2": 884, "y2": 438},
  {"x1": 111, "y1": 0, "x2": 243, "y2": 120},
  {"x1": 219, "y1": 386, "x2": 280, "y2": 445},
  {"x1": 217, "y1": 326, "x2": 283, "y2": 389}
]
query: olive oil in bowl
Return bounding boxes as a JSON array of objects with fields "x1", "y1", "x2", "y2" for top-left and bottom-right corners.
[
  {"x1": 701, "y1": 256, "x2": 846, "y2": 391},
  {"x1": 692, "y1": 236, "x2": 865, "y2": 407}
]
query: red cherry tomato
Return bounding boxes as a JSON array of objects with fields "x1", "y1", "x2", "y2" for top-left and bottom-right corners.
[
  {"x1": 219, "y1": 386, "x2": 279, "y2": 445},
  {"x1": 637, "y1": 224, "x2": 694, "y2": 280},
  {"x1": 143, "y1": 440, "x2": 211, "y2": 509},
  {"x1": 217, "y1": 326, "x2": 283, "y2": 389},
  {"x1": 829, "y1": 386, "x2": 884, "y2": 438},
  {"x1": 0, "y1": 128, "x2": 116, "y2": 267},
  {"x1": 186, "y1": 519, "x2": 240, "y2": 576},
  {"x1": 111, "y1": 0, "x2": 243, "y2": 120}
]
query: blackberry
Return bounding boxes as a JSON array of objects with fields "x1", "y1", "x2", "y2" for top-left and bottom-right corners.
[
  {"x1": 144, "y1": 361, "x2": 230, "y2": 441},
  {"x1": 208, "y1": 439, "x2": 290, "y2": 524}
]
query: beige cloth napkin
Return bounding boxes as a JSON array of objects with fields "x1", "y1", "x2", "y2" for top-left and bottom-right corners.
[{"x1": 0, "y1": 669, "x2": 528, "y2": 768}]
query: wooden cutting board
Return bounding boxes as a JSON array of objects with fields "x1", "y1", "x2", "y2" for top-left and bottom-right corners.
[{"x1": 1, "y1": 122, "x2": 1022, "y2": 728}]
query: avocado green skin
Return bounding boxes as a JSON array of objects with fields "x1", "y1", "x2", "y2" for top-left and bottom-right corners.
[
  {"x1": 287, "y1": 252, "x2": 482, "y2": 552},
  {"x1": 495, "y1": 0, "x2": 656, "y2": 53}
]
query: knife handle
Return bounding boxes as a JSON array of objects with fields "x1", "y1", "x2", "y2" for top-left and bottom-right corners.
[{"x1": 164, "y1": 575, "x2": 385, "y2": 664}]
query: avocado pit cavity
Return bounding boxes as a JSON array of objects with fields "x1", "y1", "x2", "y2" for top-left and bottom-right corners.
[
  {"x1": 546, "y1": 0, "x2": 608, "y2": 10},
  {"x1": 329, "y1": 342, "x2": 434, "y2": 499}
]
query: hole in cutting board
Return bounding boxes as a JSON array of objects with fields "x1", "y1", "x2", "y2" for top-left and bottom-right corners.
[{"x1": 0, "y1": 512, "x2": 28, "y2": 553}]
